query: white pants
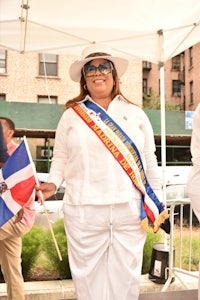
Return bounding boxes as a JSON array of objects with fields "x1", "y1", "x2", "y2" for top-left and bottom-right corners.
[{"x1": 63, "y1": 200, "x2": 146, "y2": 300}]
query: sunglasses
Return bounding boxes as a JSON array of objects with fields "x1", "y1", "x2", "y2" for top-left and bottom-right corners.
[{"x1": 83, "y1": 61, "x2": 113, "y2": 77}]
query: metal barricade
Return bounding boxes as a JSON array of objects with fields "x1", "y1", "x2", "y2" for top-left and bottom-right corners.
[{"x1": 162, "y1": 198, "x2": 199, "y2": 291}]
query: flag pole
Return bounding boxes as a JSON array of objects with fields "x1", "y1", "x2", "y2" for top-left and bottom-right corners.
[{"x1": 23, "y1": 136, "x2": 62, "y2": 261}]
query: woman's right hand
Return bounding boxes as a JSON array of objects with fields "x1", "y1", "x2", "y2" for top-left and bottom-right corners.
[{"x1": 36, "y1": 182, "x2": 57, "y2": 204}]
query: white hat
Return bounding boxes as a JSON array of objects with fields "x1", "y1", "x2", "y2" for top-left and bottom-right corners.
[{"x1": 69, "y1": 43, "x2": 129, "y2": 82}]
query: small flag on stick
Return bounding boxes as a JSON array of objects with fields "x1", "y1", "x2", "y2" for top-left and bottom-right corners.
[
  {"x1": 0, "y1": 136, "x2": 62, "y2": 260},
  {"x1": 0, "y1": 137, "x2": 36, "y2": 227}
]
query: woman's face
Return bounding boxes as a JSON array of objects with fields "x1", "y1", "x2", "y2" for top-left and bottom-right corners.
[{"x1": 83, "y1": 58, "x2": 114, "y2": 100}]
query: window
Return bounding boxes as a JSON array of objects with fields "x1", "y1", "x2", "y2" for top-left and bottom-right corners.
[
  {"x1": 143, "y1": 78, "x2": 148, "y2": 94},
  {"x1": 36, "y1": 145, "x2": 53, "y2": 173},
  {"x1": 0, "y1": 93, "x2": 6, "y2": 101},
  {"x1": 39, "y1": 53, "x2": 58, "y2": 76},
  {"x1": 189, "y1": 81, "x2": 193, "y2": 105},
  {"x1": 142, "y1": 61, "x2": 151, "y2": 70},
  {"x1": 172, "y1": 80, "x2": 181, "y2": 96},
  {"x1": 0, "y1": 49, "x2": 7, "y2": 74},
  {"x1": 189, "y1": 47, "x2": 193, "y2": 68},
  {"x1": 156, "y1": 145, "x2": 191, "y2": 166},
  {"x1": 38, "y1": 95, "x2": 57, "y2": 104},
  {"x1": 172, "y1": 55, "x2": 180, "y2": 71}
]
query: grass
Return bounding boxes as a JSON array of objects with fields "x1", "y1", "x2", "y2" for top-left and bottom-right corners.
[
  {"x1": 26, "y1": 251, "x2": 60, "y2": 281},
  {"x1": 172, "y1": 226, "x2": 199, "y2": 271},
  {"x1": 157, "y1": 226, "x2": 200, "y2": 271},
  {"x1": 33, "y1": 251, "x2": 55, "y2": 271}
]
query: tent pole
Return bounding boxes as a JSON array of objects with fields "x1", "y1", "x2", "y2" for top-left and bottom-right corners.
[
  {"x1": 19, "y1": 0, "x2": 30, "y2": 53},
  {"x1": 159, "y1": 64, "x2": 166, "y2": 206},
  {"x1": 158, "y1": 31, "x2": 168, "y2": 251},
  {"x1": 157, "y1": 29, "x2": 167, "y2": 208},
  {"x1": 160, "y1": 63, "x2": 169, "y2": 250}
]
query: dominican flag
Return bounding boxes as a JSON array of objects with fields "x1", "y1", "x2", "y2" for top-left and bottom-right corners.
[{"x1": 0, "y1": 137, "x2": 37, "y2": 227}]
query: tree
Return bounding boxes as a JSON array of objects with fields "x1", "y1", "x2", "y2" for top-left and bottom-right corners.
[{"x1": 143, "y1": 90, "x2": 182, "y2": 111}]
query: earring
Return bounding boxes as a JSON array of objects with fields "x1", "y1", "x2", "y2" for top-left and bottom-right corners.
[{"x1": 84, "y1": 84, "x2": 87, "y2": 90}]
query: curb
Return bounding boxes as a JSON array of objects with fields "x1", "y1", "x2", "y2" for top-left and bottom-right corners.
[{"x1": 0, "y1": 273, "x2": 198, "y2": 300}]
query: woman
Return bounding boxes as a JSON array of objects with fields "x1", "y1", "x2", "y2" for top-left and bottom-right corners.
[{"x1": 38, "y1": 44, "x2": 168, "y2": 300}]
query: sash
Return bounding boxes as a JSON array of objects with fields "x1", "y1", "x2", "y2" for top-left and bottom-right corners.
[{"x1": 72, "y1": 100, "x2": 168, "y2": 232}]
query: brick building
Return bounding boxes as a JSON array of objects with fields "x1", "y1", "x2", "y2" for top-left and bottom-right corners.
[
  {"x1": 0, "y1": 50, "x2": 142, "y2": 105},
  {"x1": 2, "y1": 43, "x2": 200, "y2": 111},
  {"x1": 142, "y1": 42, "x2": 200, "y2": 112}
]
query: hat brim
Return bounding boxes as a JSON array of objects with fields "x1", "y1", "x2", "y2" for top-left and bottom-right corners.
[{"x1": 69, "y1": 55, "x2": 128, "y2": 82}]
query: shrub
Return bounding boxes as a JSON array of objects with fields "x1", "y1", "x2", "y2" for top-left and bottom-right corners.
[
  {"x1": 41, "y1": 219, "x2": 71, "y2": 279},
  {"x1": 22, "y1": 225, "x2": 45, "y2": 277},
  {"x1": 142, "y1": 228, "x2": 163, "y2": 274}
]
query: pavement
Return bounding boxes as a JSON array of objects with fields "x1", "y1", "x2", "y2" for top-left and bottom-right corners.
[{"x1": 0, "y1": 272, "x2": 198, "y2": 300}]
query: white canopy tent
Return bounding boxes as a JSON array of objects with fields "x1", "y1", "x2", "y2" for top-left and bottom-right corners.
[
  {"x1": 1, "y1": 0, "x2": 200, "y2": 60},
  {"x1": 1, "y1": 0, "x2": 200, "y2": 184}
]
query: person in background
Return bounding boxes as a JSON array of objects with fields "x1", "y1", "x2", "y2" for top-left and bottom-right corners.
[
  {"x1": 0, "y1": 117, "x2": 18, "y2": 155},
  {"x1": 0, "y1": 117, "x2": 36, "y2": 300},
  {"x1": 37, "y1": 44, "x2": 168, "y2": 300},
  {"x1": 186, "y1": 103, "x2": 200, "y2": 300},
  {"x1": 0, "y1": 121, "x2": 9, "y2": 168}
]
